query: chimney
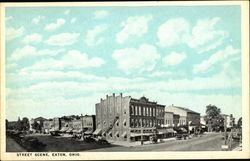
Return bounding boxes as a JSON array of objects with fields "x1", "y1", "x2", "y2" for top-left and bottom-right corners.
[
  {"x1": 106, "y1": 95, "x2": 108, "y2": 99},
  {"x1": 120, "y1": 93, "x2": 123, "y2": 97},
  {"x1": 113, "y1": 93, "x2": 115, "y2": 97},
  {"x1": 100, "y1": 98, "x2": 102, "y2": 102}
]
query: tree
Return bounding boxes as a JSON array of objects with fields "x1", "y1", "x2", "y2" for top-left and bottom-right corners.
[
  {"x1": 205, "y1": 104, "x2": 224, "y2": 131},
  {"x1": 5, "y1": 119, "x2": 9, "y2": 129},
  {"x1": 237, "y1": 117, "x2": 242, "y2": 128},
  {"x1": 32, "y1": 121, "x2": 41, "y2": 132},
  {"x1": 21, "y1": 117, "x2": 30, "y2": 131}
]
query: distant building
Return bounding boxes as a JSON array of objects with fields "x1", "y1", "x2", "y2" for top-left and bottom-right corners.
[
  {"x1": 43, "y1": 115, "x2": 96, "y2": 135},
  {"x1": 221, "y1": 114, "x2": 235, "y2": 129},
  {"x1": 61, "y1": 115, "x2": 96, "y2": 134},
  {"x1": 29, "y1": 117, "x2": 46, "y2": 133},
  {"x1": 165, "y1": 104, "x2": 200, "y2": 126},
  {"x1": 164, "y1": 112, "x2": 174, "y2": 127},
  {"x1": 173, "y1": 114, "x2": 180, "y2": 127},
  {"x1": 43, "y1": 117, "x2": 60, "y2": 133},
  {"x1": 94, "y1": 93, "x2": 165, "y2": 142}
]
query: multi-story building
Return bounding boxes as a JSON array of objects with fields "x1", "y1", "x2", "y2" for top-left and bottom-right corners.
[
  {"x1": 94, "y1": 93, "x2": 165, "y2": 142},
  {"x1": 29, "y1": 117, "x2": 46, "y2": 133},
  {"x1": 44, "y1": 115, "x2": 96, "y2": 135},
  {"x1": 165, "y1": 104, "x2": 200, "y2": 126},
  {"x1": 43, "y1": 117, "x2": 60, "y2": 133},
  {"x1": 164, "y1": 112, "x2": 174, "y2": 127},
  {"x1": 173, "y1": 114, "x2": 180, "y2": 127}
]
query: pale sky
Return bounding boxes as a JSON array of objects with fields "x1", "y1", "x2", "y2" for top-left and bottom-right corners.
[{"x1": 5, "y1": 5, "x2": 242, "y2": 121}]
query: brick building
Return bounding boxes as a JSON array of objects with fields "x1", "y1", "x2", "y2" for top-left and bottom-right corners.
[{"x1": 94, "y1": 93, "x2": 165, "y2": 142}]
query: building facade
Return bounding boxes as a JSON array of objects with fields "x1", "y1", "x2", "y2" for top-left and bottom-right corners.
[
  {"x1": 44, "y1": 115, "x2": 96, "y2": 134},
  {"x1": 94, "y1": 93, "x2": 165, "y2": 142},
  {"x1": 165, "y1": 104, "x2": 200, "y2": 127},
  {"x1": 164, "y1": 112, "x2": 174, "y2": 127},
  {"x1": 221, "y1": 114, "x2": 235, "y2": 129}
]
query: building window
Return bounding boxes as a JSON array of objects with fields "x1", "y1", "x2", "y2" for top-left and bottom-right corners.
[
  {"x1": 149, "y1": 108, "x2": 151, "y2": 117},
  {"x1": 149, "y1": 120, "x2": 152, "y2": 127},
  {"x1": 123, "y1": 120, "x2": 126, "y2": 127},
  {"x1": 130, "y1": 105, "x2": 134, "y2": 115},
  {"x1": 135, "y1": 106, "x2": 138, "y2": 115},
  {"x1": 143, "y1": 107, "x2": 146, "y2": 116},
  {"x1": 135, "y1": 119, "x2": 138, "y2": 127},
  {"x1": 116, "y1": 120, "x2": 119, "y2": 127},
  {"x1": 139, "y1": 118, "x2": 142, "y2": 127},
  {"x1": 138, "y1": 106, "x2": 141, "y2": 116},
  {"x1": 130, "y1": 118, "x2": 134, "y2": 127}
]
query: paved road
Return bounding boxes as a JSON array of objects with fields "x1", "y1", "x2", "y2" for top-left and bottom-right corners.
[
  {"x1": 86, "y1": 133, "x2": 238, "y2": 151},
  {"x1": 6, "y1": 136, "x2": 26, "y2": 152}
]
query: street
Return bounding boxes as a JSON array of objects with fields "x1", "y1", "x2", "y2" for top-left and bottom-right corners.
[
  {"x1": 6, "y1": 136, "x2": 26, "y2": 152},
  {"x1": 6, "y1": 132, "x2": 240, "y2": 152},
  {"x1": 86, "y1": 132, "x2": 240, "y2": 151}
]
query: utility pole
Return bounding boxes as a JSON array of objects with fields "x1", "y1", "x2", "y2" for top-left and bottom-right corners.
[
  {"x1": 81, "y1": 114, "x2": 84, "y2": 141},
  {"x1": 224, "y1": 116, "x2": 227, "y2": 145}
]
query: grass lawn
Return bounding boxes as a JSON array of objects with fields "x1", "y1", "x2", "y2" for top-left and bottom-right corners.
[{"x1": 26, "y1": 135, "x2": 119, "y2": 152}]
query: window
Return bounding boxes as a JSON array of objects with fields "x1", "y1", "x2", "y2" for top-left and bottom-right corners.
[
  {"x1": 146, "y1": 107, "x2": 148, "y2": 116},
  {"x1": 123, "y1": 120, "x2": 126, "y2": 127},
  {"x1": 138, "y1": 106, "x2": 141, "y2": 116},
  {"x1": 143, "y1": 107, "x2": 146, "y2": 116},
  {"x1": 135, "y1": 119, "x2": 138, "y2": 127},
  {"x1": 135, "y1": 106, "x2": 138, "y2": 115},
  {"x1": 116, "y1": 120, "x2": 119, "y2": 126},
  {"x1": 143, "y1": 119, "x2": 146, "y2": 127},
  {"x1": 130, "y1": 118, "x2": 134, "y2": 127},
  {"x1": 130, "y1": 105, "x2": 134, "y2": 115},
  {"x1": 139, "y1": 118, "x2": 142, "y2": 127},
  {"x1": 149, "y1": 108, "x2": 151, "y2": 117}
]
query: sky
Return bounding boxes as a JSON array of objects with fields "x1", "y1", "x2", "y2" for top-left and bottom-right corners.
[{"x1": 5, "y1": 5, "x2": 242, "y2": 121}]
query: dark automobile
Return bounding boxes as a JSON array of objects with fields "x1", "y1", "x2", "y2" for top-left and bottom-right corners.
[
  {"x1": 175, "y1": 127, "x2": 188, "y2": 140},
  {"x1": 50, "y1": 131, "x2": 61, "y2": 136}
]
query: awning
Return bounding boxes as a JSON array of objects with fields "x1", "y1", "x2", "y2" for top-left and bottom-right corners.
[
  {"x1": 166, "y1": 128, "x2": 175, "y2": 133},
  {"x1": 60, "y1": 127, "x2": 69, "y2": 132},
  {"x1": 72, "y1": 129, "x2": 82, "y2": 133},
  {"x1": 157, "y1": 128, "x2": 175, "y2": 134},
  {"x1": 180, "y1": 128, "x2": 187, "y2": 132},
  {"x1": 130, "y1": 133, "x2": 142, "y2": 137},
  {"x1": 93, "y1": 128, "x2": 102, "y2": 135},
  {"x1": 84, "y1": 128, "x2": 93, "y2": 134},
  {"x1": 66, "y1": 128, "x2": 73, "y2": 133}
]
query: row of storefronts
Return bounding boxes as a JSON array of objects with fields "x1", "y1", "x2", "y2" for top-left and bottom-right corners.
[
  {"x1": 28, "y1": 93, "x2": 204, "y2": 142},
  {"x1": 93, "y1": 93, "x2": 201, "y2": 142}
]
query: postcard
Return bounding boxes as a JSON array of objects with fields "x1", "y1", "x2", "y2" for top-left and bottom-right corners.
[{"x1": 0, "y1": 1, "x2": 249, "y2": 160}]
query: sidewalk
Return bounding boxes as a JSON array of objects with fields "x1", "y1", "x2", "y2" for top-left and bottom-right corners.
[
  {"x1": 232, "y1": 143, "x2": 242, "y2": 151},
  {"x1": 109, "y1": 137, "x2": 176, "y2": 147}
]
